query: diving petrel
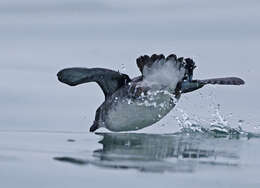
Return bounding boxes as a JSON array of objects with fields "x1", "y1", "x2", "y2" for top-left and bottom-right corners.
[{"x1": 57, "y1": 54, "x2": 245, "y2": 132}]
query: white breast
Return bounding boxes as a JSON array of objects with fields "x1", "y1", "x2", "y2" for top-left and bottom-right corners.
[{"x1": 105, "y1": 90, "x2": 178, "y2": 132}]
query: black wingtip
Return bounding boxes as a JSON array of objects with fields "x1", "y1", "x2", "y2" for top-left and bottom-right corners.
[
  {"x1": 237, "y1": 78, "x2": 245, "y2": 85},
  {"x1": 228, "y1": 77, "x2": 245, "y2": 85},
  {"x1": 57, "y1": 70, "x2": 62, "y2": 81},
  {"x1": 57, "y1": 69, "x2": 66, "y2": 82},
  {"x1": 57, "y1": 70, "x2": 66, "y2": 84},
  {"x1": 56, "y1": 69, "x2": 79, "y2": 86}
]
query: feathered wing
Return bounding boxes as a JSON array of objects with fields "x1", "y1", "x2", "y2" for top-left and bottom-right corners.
[
  {"x1": 136, "y1": 54, "x2": 179, "y2": 75},
  {"x1": 135, "y1": 54, "x2": 245, "y2": 94},
  {"x1": 136, "y1": 54, "x2": 195, "y2": 91},
  {"x1": 57, "y1": 68, "x2": 131, "y2": 99},
  {"x1": 199, "y1": 77, "x2": 245, "y2": 85},
  {"x1": 181, "y1": 77, "x2": 245, "y2": 94}
]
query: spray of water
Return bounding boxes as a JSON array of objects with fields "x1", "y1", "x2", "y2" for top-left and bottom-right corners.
[{"x1": 174, "y1": 99, "x2": 250, "y2": 138}]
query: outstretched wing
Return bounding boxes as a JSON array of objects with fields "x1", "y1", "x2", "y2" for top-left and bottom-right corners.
[
  {"x1": 135, "y1": 54, "x2": 196, "y2": 92},
  {"x1": 199, "y1": 77, "x2": 245, "y2": 85},
  {"x1": 136, "y1": 53, "x2": 196, "y2": 80},
  {"x1": 57, "y1": 68, "x2": 131, "y2": 99},
  {"x1": 181, "y1": 77, "x2": 245, "y2": 94},
  {"x1": 136, "y1": 54, "x2": 178, "y2": 75}
]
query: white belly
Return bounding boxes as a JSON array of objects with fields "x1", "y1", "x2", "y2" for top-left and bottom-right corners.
[{"x1": 105, "y1": 91, "x2": 178, "y2": 132}]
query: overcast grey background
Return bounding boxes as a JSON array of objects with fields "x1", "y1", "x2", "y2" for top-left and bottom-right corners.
[
  {"x1": 0, "y1": 0, "x2": 260, "y2": 187},
  {"x1": 1, "y1": 0, "x2": 259, "y2": 132}
]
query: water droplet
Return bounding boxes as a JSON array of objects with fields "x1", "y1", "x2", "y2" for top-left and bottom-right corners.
[{"x1": 120, "y1": 64, "x2": 126, "y2": 73}]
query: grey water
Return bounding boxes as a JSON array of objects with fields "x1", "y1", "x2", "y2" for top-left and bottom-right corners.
[{"x1": 1, "y1": 0, "x2": 260, "y2": 187}]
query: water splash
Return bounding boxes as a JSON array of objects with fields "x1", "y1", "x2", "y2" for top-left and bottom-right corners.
[
  {"x1": 174, "y1": 105, "x2": 252, "y2": 138},
  {"x1": 175, "y1": 108, "x2": 206, "y2": 133},
  {"x1": 210, "y1": 104, "x2": 229, "y2": 127},
  {"x1": 120, "y1": 63, "x2": 126, "y2": 74}
]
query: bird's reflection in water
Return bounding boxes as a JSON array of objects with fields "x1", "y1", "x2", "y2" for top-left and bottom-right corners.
[{"x1": 54, "y1": 132, "x2": 240, "y2": 173}]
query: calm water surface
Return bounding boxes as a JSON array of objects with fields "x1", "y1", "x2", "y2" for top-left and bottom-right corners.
[{"x1": 1, "y1": 130, "x2": 260, "y2": 188}]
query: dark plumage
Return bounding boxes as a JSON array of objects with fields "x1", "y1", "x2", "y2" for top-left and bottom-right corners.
[{"x1": 57, "y1": 53, "x2": 245, "y2": 132}]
